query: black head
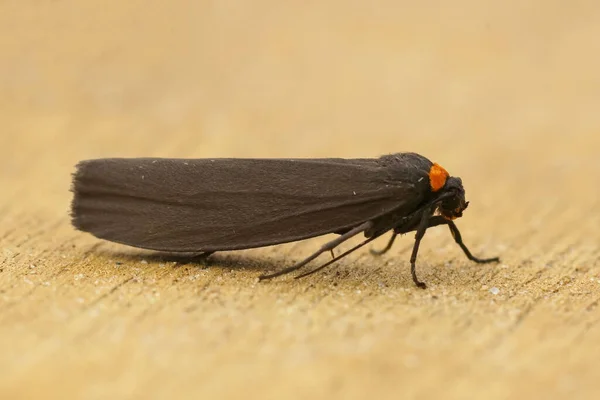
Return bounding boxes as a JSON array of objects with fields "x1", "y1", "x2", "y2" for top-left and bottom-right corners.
[{"x1": 437, "y1": 176, "x2": 468, "y2": 220}]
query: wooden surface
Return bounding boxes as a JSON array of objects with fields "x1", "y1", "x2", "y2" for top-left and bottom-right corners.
[{"x1": 1, "y1": 1, "x2": 600, "y2": 399}]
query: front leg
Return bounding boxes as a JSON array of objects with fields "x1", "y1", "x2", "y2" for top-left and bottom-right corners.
[
  {"x1": 399, "y1": 216, "x2": 499, "y2": 264},
  {"x1": 403, "y1": 216, "x2": 499, "y2": 288},
  {"x1": 446, "y1": 220, "x2": 500, "y2": 264}
]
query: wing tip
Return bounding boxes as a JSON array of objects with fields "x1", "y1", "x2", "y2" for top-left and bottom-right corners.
[{"x1": 69, "y1": 160, "x2": 94, "y2": 232}]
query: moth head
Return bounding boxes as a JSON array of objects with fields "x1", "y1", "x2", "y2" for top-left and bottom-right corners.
[{"x1": 438, "y1": 177, "x2": 468, "y2": 220}]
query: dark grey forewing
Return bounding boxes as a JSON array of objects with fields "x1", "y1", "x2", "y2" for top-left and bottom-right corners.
[{"x1": 71, "y1": 156, "x2": 426, "y2": 252}]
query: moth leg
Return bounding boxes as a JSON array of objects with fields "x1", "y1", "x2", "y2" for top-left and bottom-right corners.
[
  {"x1": 400, "y1": 216, "x2": 498, "y2": 288},
  {"x1": 446, "y1": 220, "x2": 500, "y2": 264},
  {"x1": 191, "y1": 251, "x2": 214, "y2": 260},
  {"x1": 296, "y1": 216, "x2": 497, "y2": 283},
  {"x1": 294, "y1": 235, "x2": 380, "y2": 279},
  {"x1": 370, "y1": 232, "x2": 397, "y2": 256},
  {"x1": 258, "y1": 221, "x2": 374, "y2": 280},
  {"x1": 410, "y1": 217, "x2": 499, "y2": 263},
  {"x1": 409, "y1": 208, "x2": 435, "y2": 289},
  {"x1": 330, "y1": 250, "x2": 335, "y2": 259},
  {"x1": 370, "y1": 204, "x2": 438, "y2": 256}
]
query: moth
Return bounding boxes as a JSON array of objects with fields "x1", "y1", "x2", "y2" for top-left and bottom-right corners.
[{"x1": 71, "y1": 153, "x2": 499, "y2": 288}]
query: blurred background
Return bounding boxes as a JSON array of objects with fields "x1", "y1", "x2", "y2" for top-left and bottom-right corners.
[
  {"x1": 1, "y1": 1, "x2": 599, "y2": 399},
  {"x1": 2, "y1": 1, "x2": 599, "y2": 223}
]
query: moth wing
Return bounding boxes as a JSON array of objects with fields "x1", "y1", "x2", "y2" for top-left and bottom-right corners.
[{"x1": 71, "y1": 157, "x2": 426, "y2": 252}]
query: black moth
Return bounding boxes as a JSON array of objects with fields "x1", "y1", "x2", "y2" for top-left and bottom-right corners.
[{"x1": 71, "y1": 152, "x2": 499, "y2": 288}]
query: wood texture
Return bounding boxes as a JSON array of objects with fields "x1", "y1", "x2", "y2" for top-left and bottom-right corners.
[{"x1": 1, "y1": 1, "x2": 599, "y2": 399}]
